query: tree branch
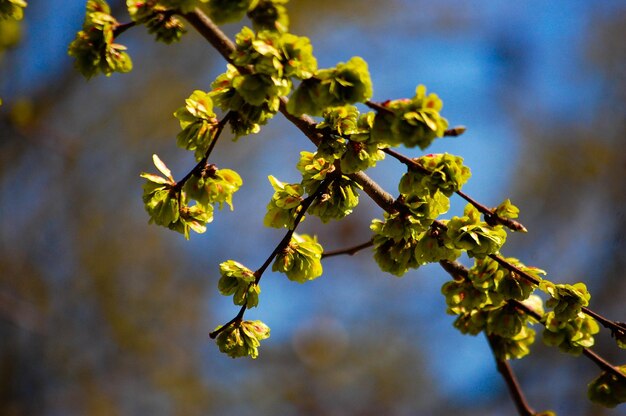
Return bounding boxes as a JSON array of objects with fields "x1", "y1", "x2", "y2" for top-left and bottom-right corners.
[{"x1": 486, "y1": 334, "x2": 537, "y2": 416}]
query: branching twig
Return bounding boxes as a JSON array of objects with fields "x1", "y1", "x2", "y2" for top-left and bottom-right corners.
[
  {"x1": 209, "y1": 177, "x2": 333, "y2": 339},
  {"x1": 383, "y1": 148, "x2": 527, "y2": 232}
]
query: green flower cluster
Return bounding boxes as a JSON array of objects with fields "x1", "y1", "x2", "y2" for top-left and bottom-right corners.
[
  {"x1": 443, "y1": 256, "x2": 547, "y2": 359},
  {"x1": 0, "y1": 0, "x2": 26, "y2": 20},
  {"x1": 232, "y1": 26, "x2": 316, "y2": 81},
  {"x1": 296, "y1": 151, "x2": 336, "y2": 191},
  {"x1": 307, "y1": 176, "x2": 361, "y2": 223},
  {"x1": 247, "y1": 0, "x2": 289, "y2": 32},
  {"x1": 184, "y1": 165, "x2": 242, "y2": 210},
  {"x1": 126, "y1": 0, "x2": 186, "y2": 44},
  {"x1": 316, "y1": 106, "x2": 385, "y2": 174},
  {"x1": 215, "y1": 320, "x2": 270, "y2": 359},
  {"x1": 218, "y1": 260, "x2": 259, "y2": 308},
  {"x1": 371, "y1": 85, "x2": 448, "y2": 149},
  {"x1": 587, "y1": 365, "x2": 626, "y2": 408},
  {"x1": 267, "y1": 152, "x2": 361, "y2": 225},
  {"x1": 272, "y1": 233, "x2": 323, "y2": 282},
  {"x1": 205, "y1": 0, "x2": 288, "y2": 31},
  {"x1": 263, "y1": 175, "x2": 304, "y2": 229},
  {"x1": 446, "y1": 204, "x2": 507, "y2": 258},
  {"x1": 174, "y1": 90, "x2": 219, "y2": 160},
  {"x1": 469, "y1": 256, "x2": 543, "y2": 303},
  {"x1": 68, "y1": 0, "x2": 132, "y2": 79},
  {"x1": 399, "y1": 153, "x2": 471, "y2": 197},
  {"x1": 211, "y1": 27, "x2": 316, "y2": 137},
  {"x1": 540, "y1": 281, "x2": 591, "y2": 322},
  {"x1": 371, "y1": 213, "x2": 458, "y2": 276},
  {"x1": 288, "y1": 57, "x2": 373, "y2": 116},
  {"x1": 543, "y1": 311, "x2": 599, "y2": 355},
  {"x1": 140, "y1": 154, "x2": 241, "y2": 238},
  {"x1": 495, "y1": 198, "x2": 520, "y2": 220}
]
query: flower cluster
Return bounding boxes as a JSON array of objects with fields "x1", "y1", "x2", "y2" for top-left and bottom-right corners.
[
  {"x1": 126, "y1": 0, "x2": 186, "y2": 44},
  {"x1": 316, "y1": 105, "x2": 385, "y2": 174},
  {"x1": 371, "y1": 213, "x2": 458, "y2": 276},
  {"x1": 400, "y1": 153, "x2": 471, "y2": 197},
  {"x1": 206, "y1": 0, "x2": 289, "y2": 32},
  {"x1": 263, "y1": 176, "x2": 304, "y2": 229},
  {"x1": 371, "y1": 85, "x2": 448, "y2": 149},
  {"x1": 446, "y1": 204, "x2": 507, "y2": 258},
  {"x1": 287, "y1": 57, "x2": 373, "y2": 116},
  {"x1": 68, "y1": 0, "x2": 132, "y2": 79},
  {"x1": 443, "y1": 256, "x2": 547, "y2": 360},
  {"x1": 272, "y1": 233, "x2": 323, "y2": 283},
  {"x1": 587, "y1": 365, "x2": 626, "y2": 408},
  {"x1": 218, "y1": 260, "x2": 259, "y2": 308},
  {"x1": 140, "y1": 154, "x2": 241, "y2": 238},
  {"x1": 173, "y1": 90, "x2": 219, "y2": 159},
  {"x1": 210, "y1": 27, "x2": 317, "y2": 136},
  {"x1": 215, "y1": 320, "x2": 270, "y2": 359},
  {"x1": 0, "y1": 0, "x2": 26, "y2": 20}
]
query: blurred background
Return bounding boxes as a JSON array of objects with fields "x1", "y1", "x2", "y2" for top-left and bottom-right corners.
[{"x1": 1, "y1": 0, "x2": 625, "y2": 415}]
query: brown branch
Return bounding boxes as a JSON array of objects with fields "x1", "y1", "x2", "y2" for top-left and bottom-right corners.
[
  {"x1": 322, "y1": 239, "x2": 374, "y2": 259},
  {"x1": 486, "y1": 334, "x2": 536, "y2": 416},
  {"x1": 183, "y1": 9, "x2": 238, "y2": 67}
]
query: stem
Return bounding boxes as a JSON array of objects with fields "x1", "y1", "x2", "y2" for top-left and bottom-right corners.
[
  {"x1": 384, "y1": 148, "x2": 527, "y2": 232},
  {"x1": 174, "y1": 111, "x2": 232, "y2": 191},
  {"x1": 113, "y1": 21, "x2": 136, "y2": 38},
  {"x1": 583, "y1": 348, "x2": 626, "y2": 382},
  {"x1": 486, "y1": 335, "x2": 536, "y2": 416},
  {"x1": 456, "y1": 190, "x2": 527, "y2": 232},
  {"x1": 322, "y1": 239, "x2": 374, "y2": 259},
  {"x1": 209, "y1": 177, "x2": 333, "y2": 339}
]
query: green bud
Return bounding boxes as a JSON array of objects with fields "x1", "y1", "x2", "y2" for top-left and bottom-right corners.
[
  {"x1": 263, "y1": 175, "x2": 304, "y2": 229},
  {"x1": 441, "y1": 280, "x2": 489, "y2": 311}
]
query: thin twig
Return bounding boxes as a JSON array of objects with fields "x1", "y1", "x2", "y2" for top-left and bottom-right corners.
[
  {"x1": 322, "y1": 239, "x2": 374, "y2": 259},
  {"x1": 174, "y1": 111, "x2": 233, "y2": 191},
  {"x1": 209, "y1": 177, "x2": 333, "y2": 339},
  {"x1": 384, "y1": 148, "x2": 527, "y2": 232},
  {"x1": 486, "y1": 334, "x2": 536, "y2": 416}
]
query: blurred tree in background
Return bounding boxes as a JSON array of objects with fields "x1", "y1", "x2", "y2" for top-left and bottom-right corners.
[{"x1": 0, "y1": 1, "x2": 624, "y2": 415}]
